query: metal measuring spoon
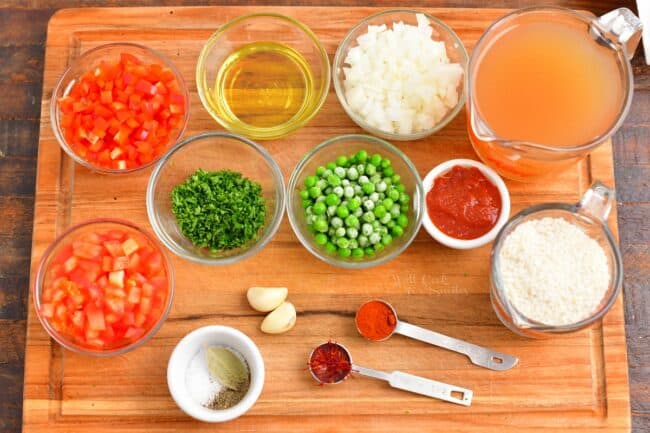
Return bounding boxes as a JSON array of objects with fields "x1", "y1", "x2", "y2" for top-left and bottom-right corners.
[
  {"x1": 308, "y1": 341, "x2": 472, "y2": 406},
  {"x1": 355, "y1": 300, "x2": 518, "y2": 371}
]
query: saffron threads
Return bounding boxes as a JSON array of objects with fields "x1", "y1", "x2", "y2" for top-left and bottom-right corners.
[
  {"x1": 308, "y1": 342, "x2": 352, "y2": 384},
  {"x1": 355, "y1": 300, "x2": 397, "y2": 341}
]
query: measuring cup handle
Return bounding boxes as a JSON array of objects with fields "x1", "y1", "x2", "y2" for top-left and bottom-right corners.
[
  {"x1": 593, "y1": 8, "x2": 642, "y2": 60},
  {"x1": 577, "y1": 181, "x2": 615, "y2": 223},
  {"x1": 394, "y1": 321, "x2": 518, "y2": 371},
  {"x1": 388, "y1": 371, "x2": 473, "y2": 406}
]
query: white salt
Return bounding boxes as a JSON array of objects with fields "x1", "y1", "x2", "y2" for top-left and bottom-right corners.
[{"x1": 185, "y1": 349, "x2": 222, "y2": 406}]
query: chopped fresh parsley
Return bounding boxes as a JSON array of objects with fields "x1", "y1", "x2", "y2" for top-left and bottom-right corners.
[{"x1": 171, "y1": 169, "x2": 266, "y2": 251}]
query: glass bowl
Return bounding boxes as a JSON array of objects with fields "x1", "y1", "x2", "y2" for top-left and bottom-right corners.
[
  {"x1": 50, "y1": 43, "x2": 190, "y2": 174},
  {"x1": 33, "y1": 219, "x2": 174, "y2": 356},
  {"x1": 490, "y1": 182, "x2": 623, "y2": 338},
  {"x1": 146, "y1": 131, "x2": 285, "y2": 265},
  {"x1": 286, "y1": 134, "x2": 424, "y2": 268},
  {"x1": 196, "y1": 13, "x2": 330, "y2": 140},
  {"x1": 333, "y1": 10, "x2": 468, "y2": 141}
]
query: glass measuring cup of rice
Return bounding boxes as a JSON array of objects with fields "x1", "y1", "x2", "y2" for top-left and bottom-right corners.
[
  {"x1": 466, "y1": 7, "x2": 642, "y2": 181},
  {"x1": 490, "y1": 182, "x2": 623, "y2": 338}
]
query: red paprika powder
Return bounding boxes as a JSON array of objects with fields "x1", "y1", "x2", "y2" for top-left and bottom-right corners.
[{"x1": 355, "y1": 300, "x2": 397, "y2": 341}]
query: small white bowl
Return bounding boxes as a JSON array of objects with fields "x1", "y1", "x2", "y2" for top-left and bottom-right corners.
[
  {"x1": 422, "y1": 159, "x2": 510, "y2": 249},
  {"x1": 167, "y1": 326, "x2": 265, "y2": 422}
]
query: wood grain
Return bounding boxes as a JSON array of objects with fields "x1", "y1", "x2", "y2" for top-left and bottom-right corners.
[{"x1": 18, "y1": 5, "x2": 634, "y2": 433}]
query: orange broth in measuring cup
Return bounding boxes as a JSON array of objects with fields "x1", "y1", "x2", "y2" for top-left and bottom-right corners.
[
  {"x1": 474, "y1": 20, "x2": 623, "y2": 147},
  {"x1": 465, "y1": 7, "x2": 640, "y2": 181}
]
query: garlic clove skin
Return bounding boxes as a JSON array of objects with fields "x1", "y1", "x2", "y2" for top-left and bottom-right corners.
[
  {"x1": 261, "y1": 302, "x2": 296, "y2": 334},
  {"x1": 246, "y1": 287, "x2": 288, "y2": 312}
]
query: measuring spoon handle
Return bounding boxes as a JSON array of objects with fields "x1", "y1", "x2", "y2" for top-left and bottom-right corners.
[
  {"x1": 352, "y1": 365, "x2": 472, "y2": 406},
  {"x1": 394, "y1": 321, "x2": 518, "y2": 371}
]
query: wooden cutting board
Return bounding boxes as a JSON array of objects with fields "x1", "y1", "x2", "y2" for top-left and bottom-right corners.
[{"x1": 24, "y1": 6, "x2": 631, "y2": 433}]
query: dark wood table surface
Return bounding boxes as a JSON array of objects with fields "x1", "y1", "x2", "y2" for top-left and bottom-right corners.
[{"x1": 0, "y1": 0, "x2": 648, "y2": 432}]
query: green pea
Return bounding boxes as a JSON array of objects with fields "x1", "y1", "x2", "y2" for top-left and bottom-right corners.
[
  {"x1": 365, "y1": 164, "x2": 377, "y2": 176},
  {"x1": 401, "y1": 204, "x2": 409, "y2": 213},
  {"x1": 381, "y1": 234, "x2": 393, "y2": 245},
  {"x1": 300, "y1": 190, "x2": 310, "y2": 199},
  {"x1": 364, "y1": 247, "x2": 375, "y2": 256},
  {"x1": 383, "y1": 166, "x2": 394, "y2": 177},
  {"x1": 352, "y1": 248, "x2": 364, "y2": 258},
  {"x1": 392, "y1": 174, "x2": 401, "y2": 184},
  {"x1": 382, "y1": 198, "x2": 394, "y2": 209},
  {"x1": 316, "y1": 166, "x2": 326, "y2": 176},
  {"x1": 397, "y1": 184, "x2": 406, "y2": 193},
  {"x1": 313, "y1": 202, "x2": 326, "y2": 215},
  {"x1": 345, "y1": 215, "x2": 359, "y2": 227},
  {"x1": 392, "y1": 225, "x2": 404, "y2": 237},
  {"x1": 326, "y1": 162, "x2": 336, "y2": 170},
  {"x1": 325, "y1": 242, "x2": 337, "y2": 253},
  {"x1": 362, "y1": 211, "x2": 375, "y2": 223},
  {"x1": 348, "y1": 197, "x2": 361, "y2": 211},
  {"x1": 336, "y1": 237, "x2": 350, "y2": 249},
  {"x1": 397, "y1": 214, "x2": 408, "y2": 228},
  {"x1": 349, "y1": 154, "x2": 358, "y2": 164},
  {"x1": 374, "y1": 243, "x2": 385, "y2": 252},
  {"x1": 338, "y1": 247, "x2": 352, "y2": 258},
  {"x1": 399, "y1": 192, "x2": 410, "y2": 204},
  {"x1": 302, "y1": 199, "x2": 311, "y2": 209},
  {"x1": 325, "y1": 193, "x2": 340, "y2": 206},
  {"x1": 388, "y1": 189, "x2": 400, "y2": 201},
  {"x1": 305, "y1": 175, "x2": 317, "y2": 188},
  {"x1": 308, "y1": 186, "x2": 321, "y2": 198},
  {"x1": 313, "y1": 219, "x2": 328, "y2": 233},
  {"x1": 336, "y1": 206, "x2": 349, "y2": 218},
  {"x1": 380, "y1": 158, "x2": 391, "y2": 169},
  {"x1": 374, "y1": 205, "x2": 387, "y2": 218},
  {"x1": 327, "y1": 174, "x2": 341, "y2": 187},
  {"x1": 362, "y1": 182, "x2": 375, "y2": 194},
  {"x1": 356, "y1": 150, "x2": 368, "y2": 162},
  {"x1": 336, "y1": 155, "x2": 348, "y2": 167},
  {"x1": 315, "y1": 233, "x2": 328, "y2": 245},
  {"x1": 370, "y1": 154, "x2": 382, "y2": 166}
]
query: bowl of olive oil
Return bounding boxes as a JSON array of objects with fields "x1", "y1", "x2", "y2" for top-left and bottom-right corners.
[{"x1": 197, "y1": 13, "x2": 330, "y2": 140}]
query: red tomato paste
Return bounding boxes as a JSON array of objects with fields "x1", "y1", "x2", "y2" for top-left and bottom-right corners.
[{"x1": 426, "y1": 165, "x2": 501, "y2": 240}]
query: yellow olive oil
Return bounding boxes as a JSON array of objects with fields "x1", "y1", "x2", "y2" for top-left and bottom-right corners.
[{"x1": 213, "y1": 41, "x2": 313, "y2": 129}]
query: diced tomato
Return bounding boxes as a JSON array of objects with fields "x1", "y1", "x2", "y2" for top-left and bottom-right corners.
[
  {"x1": 38, "y1": 227, "x2": 168, "y2": 351},
  {"x1": 56, "y1": 52, "x2": 185, "y2": 171}
]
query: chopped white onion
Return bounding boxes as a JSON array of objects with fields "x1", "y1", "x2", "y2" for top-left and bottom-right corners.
[{"x1": 342, "y1": 14, "x2": 463, "y2": 135}]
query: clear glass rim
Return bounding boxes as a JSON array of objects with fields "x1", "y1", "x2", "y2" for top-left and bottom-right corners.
[
  {"x1": 49, "y1": 42, "x2": 191, "y2": 175},
  {"x1": 33, "y1": 218, "x2": 175, "y2": 356},
  {"x1": 467, "y1": 6, "x2": 634, "y2": 154},
  {"x1": 146, "y1": 131, "x2": 286, "y2": 266},
  {"x1": 286, "y1": 134, "x2": 424, "y2": 269},
  {"x1": 195, "y1": 12, "x2": 331, "y2": 140},
  {"x1": 490, "y1": 202, "x2": 624, "y2": 333},
  {"x1": 332, "y1": 9, "x2": 469, "y2": 141}
]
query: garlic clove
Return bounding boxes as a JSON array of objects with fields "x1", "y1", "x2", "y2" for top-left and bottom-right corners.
[
  {"x1": 261, "y1": 302, "x2": 296, "y2": 334},
  {"x1": 246, "y1": 287, "x2": 288, "y2": 312}
]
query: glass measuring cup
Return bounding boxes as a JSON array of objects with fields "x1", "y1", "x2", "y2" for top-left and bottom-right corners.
[
  {"x1": 355, "y1": 300, "x2": 518, "y2": 371},
  {"x1": 466, "y1": 7, "x2": 642, "y2": 181},
  {"x1": 490, "y1": 182, "x2": 623, "y2": 338},
  {"x1": 308, "y1": 342, "x2": 473, "y2": 406}
]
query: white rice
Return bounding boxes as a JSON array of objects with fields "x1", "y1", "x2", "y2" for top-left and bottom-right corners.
[{"x1": 498, "y1": 217, "x2": 610, "y2": 326}]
